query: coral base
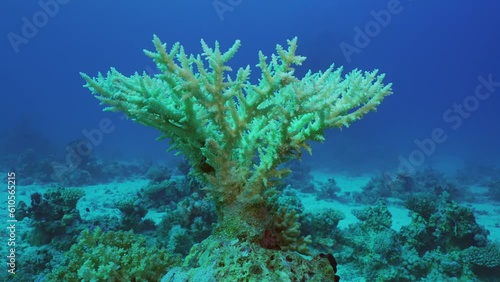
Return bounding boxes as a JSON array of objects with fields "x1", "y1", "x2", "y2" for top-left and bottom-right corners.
[{"x1": 161, "y1": 235, "x2": 338, "y2": 282}]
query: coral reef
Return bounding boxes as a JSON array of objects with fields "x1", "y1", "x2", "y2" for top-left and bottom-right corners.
[
  {"x1": 6, "y1": 147, "x2": 150, "y2": 187},
  {"x1": 53, "y1": 156, "x2": 150, "y2": 187},
  {"x1": 141, "y1": 173, "x2": 199, "y2": 209},
  {"x1": 352, "y1": 201, "x2": 392, "y2": 231},
  {"x1": 8, "y1": 148, "x2": 55, "y2": 185},
  {"x1": 16, "y1": 187, "x2": 85, "y2": 247},
  {"x1": 404, "y1": 193, "x2": 437, "y2": 220},
  {"x1": 302, "y1": 208, "x2": 345, "y2": 250},
  {"x1": 162, "y1": 236, "x2": 338, "y2": 282},
  {"x1": 315, "y1": 177, "x2": 341, "y2": 201},
  {"x1": 455, "y1": 161, "x2": 500, "y2": 185},
  {"x1": 354, "y1": 168, "x2": 466, "y2": 204},
  {"x1": 338, "y1": 202, "x2": 401, "y2": 280},
  {"x1": 485, "y1": 179, "x2": 500, "y2": 201},
  {"x1": 462, "y1": 244, "x2": 500, "y2": 278},
  {"x1": 158, "y1": 192, "x2": 217, "y2": 255},
  {"x1": 305, "y1": 193, "x2": 496, "y2": 281},
  {"x1": 401, "y1": 192, "x2": 488, "y2": 254},
  {"x1": 82, "y1": 35, "x2": 392, "y2": 279},
  {"x1": 283, "y1": 160, "x2": 316, "y2": 193},
  {"x1": 115, "y1": 197, "x2": 155, "y2": 232},
  {"x1": 263, "y1": 196, "x2": 312, "y2": 255},
  {"x1": 49, "y1": 227, "x2": 181, "y2": 281}
]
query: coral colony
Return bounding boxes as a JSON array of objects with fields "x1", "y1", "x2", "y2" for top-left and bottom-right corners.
[
  {"x1": 80, "y1": 36, "x2": 392, "y2": 280},
  {"x1": 10, "y1": 36, "x2": 500, "y2": 282}
]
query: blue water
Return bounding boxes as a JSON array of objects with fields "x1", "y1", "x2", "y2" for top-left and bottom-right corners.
[
  {"x1": 0, "y1": 0, "x2": 500, "y2": 281},
  {"x1": 2, "y1": 0, "x2": 499, "y2": 170}
]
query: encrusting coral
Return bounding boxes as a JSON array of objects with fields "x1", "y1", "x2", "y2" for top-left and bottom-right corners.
[{"x1": 81, "y1": 36, "x2": 392, "y2": 280}]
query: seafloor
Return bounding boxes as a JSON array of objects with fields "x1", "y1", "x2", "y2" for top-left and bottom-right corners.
[{"x1": 1, "y1": 154, "x2": 499, "y2": 281}]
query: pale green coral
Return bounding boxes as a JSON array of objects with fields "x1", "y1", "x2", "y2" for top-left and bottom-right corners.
[
  {"x1": 81, "y1": 36, "x2": 392, "y2": 280},
  {"x1": 49, "y1": 227, "x2": 181, "y2": 281},
  {"x1": 81, "y1": 36, "x2": 391, "y2": 238}
]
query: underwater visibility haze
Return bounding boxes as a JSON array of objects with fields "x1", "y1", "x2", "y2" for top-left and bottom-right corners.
[{"x1": 1, "y1": 1, "x2": 500, "y2": 281}]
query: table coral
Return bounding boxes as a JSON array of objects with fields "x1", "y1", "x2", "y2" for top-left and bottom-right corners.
[{"x1": 81, "y1": 36, "x2": 392, "y2": 280}]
